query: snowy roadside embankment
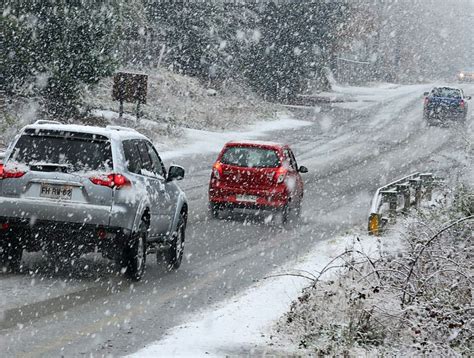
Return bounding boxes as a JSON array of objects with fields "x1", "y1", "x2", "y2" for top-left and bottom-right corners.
[
  {"x1": 83, "y1": 68, "x2": 280, "y2": 133},
  {"x1": 0, "y1": 67, "x2": 283, "y2": 148},
  {"x1": 277, "y1": 184, "x2": 473, "y2": 356}
]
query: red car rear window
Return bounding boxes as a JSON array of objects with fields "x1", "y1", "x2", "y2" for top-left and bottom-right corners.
[{"x1": 220, "y1": 146, "x2": 280, "y2": 168}]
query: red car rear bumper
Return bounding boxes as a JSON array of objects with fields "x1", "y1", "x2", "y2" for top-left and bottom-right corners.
[{"x1": 209, "y1": 181, "x2": 289, "y2": 208}]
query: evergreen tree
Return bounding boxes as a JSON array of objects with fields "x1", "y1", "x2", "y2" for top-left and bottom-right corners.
[
  {"x1": 240, "y1": 1, "x2": 350, "y2": 101},
  {"x1": 0, "y1": 13, "x2": 37, "y2": 94},
  {"x1": 145, "y1": 1, "x2": 224, "y2": 79},
  {"x1": 3, "y1": 2, "x2": 120, "y2": 118},
  {"x1": 35, "y1": 4, "x2": 118, "y2": 117}
]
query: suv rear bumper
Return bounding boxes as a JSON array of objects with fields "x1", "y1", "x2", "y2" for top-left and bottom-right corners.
[
  {"x1": 0, "y1": 216, "x2": 131, "y2": 259},
  {"x1": 0, "y1": 195, "x2": 113, "y2": 226},
  {"x1": 425, "y1": 112, "x2": 466, "y2": 124},
  {"x1": 424, "y1": 107, "x2": 466, "y2": 118}
]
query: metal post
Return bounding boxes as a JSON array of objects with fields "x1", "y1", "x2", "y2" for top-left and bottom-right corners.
[
  {"x1": 389, "y1": 196, "x2": 397, "y2": 217},
  {"x1": 397, "y1": 184, "x2": 410, "y2": 212},
  {"x1": 420, "y1": 173, "x2": 433, "y2": 201},
  {"x1": 119, "y1": 99, "x2": 124, "y2": 119},
  {"x1": 409, "y1": 179, "x2": 422, "y2": 207},
  {"x1": 136, "y1": 100, "x2": 140, "y2": 121},
  {"x1": 382, "y1": 191, "x2": 398, "y2": 218}
]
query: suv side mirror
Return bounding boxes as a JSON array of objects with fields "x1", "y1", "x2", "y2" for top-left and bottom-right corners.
[
  {"x1": 167, "y1": 165, "x2": 185, "y2": 181},
  {"x1": 423, "y1": 92, "x2": 429, "y2": 96},
  {"x1": 466, "y1": 96, "x2": 472, "y2": 100},
  {"x1": 298, "y1": 166, "x2": 308, "y2": 173}
]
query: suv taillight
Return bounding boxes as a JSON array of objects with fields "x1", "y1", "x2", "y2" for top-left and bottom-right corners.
[
  {"x1": 424, "y1": 97, "x2": 429, "y2": 106},
  {"x1": 89, "y1": 174, "x2": 131, "y2": 189},
  {"x1": 0, "y1": 164, "x2": 26, "y2": 179},
  {"x1": 460, "y1": 99, "x2": 465, "y2": 109}
]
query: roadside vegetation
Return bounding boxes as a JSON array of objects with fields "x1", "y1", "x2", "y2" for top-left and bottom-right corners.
[{"x1": 278, "y1": 183, "x2": 473, "y2": 356}]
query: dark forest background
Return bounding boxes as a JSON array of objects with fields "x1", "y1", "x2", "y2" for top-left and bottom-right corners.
[{"x1": 2, "y1": 1, "x2": 472, "y2": 117}]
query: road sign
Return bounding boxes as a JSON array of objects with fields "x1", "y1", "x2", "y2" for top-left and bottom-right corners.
[{"x1": 113, "y1": 72, "x2": 148, "y2": 104}]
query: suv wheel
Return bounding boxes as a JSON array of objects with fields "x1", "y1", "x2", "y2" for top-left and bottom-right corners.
[
  {"x1": 162, "y1": 212, "x2": 186, "y2": 270},
  {"x1": 1, "y1": 241, "x2": 23, "y2": 272},
  {"x1": 122, "y1": 221, "x2": 147, "y2": 281}
]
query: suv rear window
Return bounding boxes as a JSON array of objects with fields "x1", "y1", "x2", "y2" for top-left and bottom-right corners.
[
  {"x1": 431, "y1": 88, "x2": 461, "y2": 98},
  {"x1": 10, "y1": 132, "x2": 113, "y2": 171},
  {"x1": 220, "y1": 146, "x2": 280, "y2": 168}
]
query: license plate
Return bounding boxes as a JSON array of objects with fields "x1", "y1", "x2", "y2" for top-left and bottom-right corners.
[
  {"x1": 236, "y1": 194, "x2": 257, "y2": 202},
  {"x1": 40, "y1": 184, "x2": 73, "y2": 200}
]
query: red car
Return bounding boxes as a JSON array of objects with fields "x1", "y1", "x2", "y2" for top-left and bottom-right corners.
[{"x1": 208, "y1": 140, "x2": 307, "y2": 223}]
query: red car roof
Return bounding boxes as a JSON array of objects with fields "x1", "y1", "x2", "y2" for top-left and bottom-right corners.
[{"x1": 225, "y1": 140, "x2": 285, "y2": 150}]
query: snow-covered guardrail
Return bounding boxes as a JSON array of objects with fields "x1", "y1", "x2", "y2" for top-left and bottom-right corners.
[{"x1": 368, "y1": 172, "x2": 438, "y2": 235}]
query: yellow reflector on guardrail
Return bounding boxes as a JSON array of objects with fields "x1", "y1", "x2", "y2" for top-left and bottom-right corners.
[{"x1": 368, "y1": 213, "x2": 380, "y2": 236}]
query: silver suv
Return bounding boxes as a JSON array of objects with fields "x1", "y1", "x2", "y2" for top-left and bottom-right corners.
[{"x1": 0, "y1": 121, "x2": 187, "y2": 280}]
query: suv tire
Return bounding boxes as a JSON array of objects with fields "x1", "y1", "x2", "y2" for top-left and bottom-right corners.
[
  {"x1": 122, "y1": 221, "x2": 147, "y2": 281},
  {"x1": 162, "y1": 212, "x2": 186, "y2": 270}
]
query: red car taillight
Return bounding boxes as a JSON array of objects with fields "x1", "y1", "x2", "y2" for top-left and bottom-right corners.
[
  {"x1": 460, "y1": 100, "x2": 465, "y2": 109},
  {"x1": 89, "y1": 173, "x2": 131, "y2": 189},
  {"x1": 274, "y1": 167, "x2": 287, "y2": 184},
  {"x1": 211, "y1": 162, "x2": 222, "y2": 180},
  {"x1": 0, "y1": 164, "x2": 26, "y2": 179},
  {"x1": 424, "y1": 97, "x2": 429, "y2": 106}
]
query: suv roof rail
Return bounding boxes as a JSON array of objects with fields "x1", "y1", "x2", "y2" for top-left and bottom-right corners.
[
  {"x1": 34, "y1": 120, "x2": 63, "y2": 125},
  {"x1": 106, "y1": 125, "x2": 137, "y2": 133}
]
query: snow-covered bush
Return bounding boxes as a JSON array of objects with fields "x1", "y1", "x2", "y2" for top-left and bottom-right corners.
[{"x1": 279, "y1": 184, "x2": 473, "y2": 356}]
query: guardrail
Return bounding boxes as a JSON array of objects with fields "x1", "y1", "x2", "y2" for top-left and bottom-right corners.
[{"x1": 368, "y1": 172, "x2": 438, "y2": 235}]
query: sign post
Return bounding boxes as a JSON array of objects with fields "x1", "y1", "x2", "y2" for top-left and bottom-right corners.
[
  {"x1": 119, "y1": 99, "x2": 124, "y2": 119},
  {"x1": 112, "y1": 72, "x2": 148, "y2": 121}
]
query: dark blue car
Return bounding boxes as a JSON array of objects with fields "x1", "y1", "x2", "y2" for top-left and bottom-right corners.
[{"x1": 423, "y1": 87, "x2": 470, "y2": 125}]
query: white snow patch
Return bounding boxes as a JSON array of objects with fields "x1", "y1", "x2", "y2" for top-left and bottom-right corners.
[
  {"x1": 128, "y1": 234, "x2": 395, "y2": 357},
  {"x1": 159, "y1": 114, "x2": 311, "y2": 161},
  {"x1": 91, "y1": 109, "x2": 137, "y2": 122}
]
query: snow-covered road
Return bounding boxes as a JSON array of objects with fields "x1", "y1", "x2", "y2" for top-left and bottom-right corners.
[
  {"x1": 1, "y1": 82, "x2": 472, "y2": 357},
  {"x1": 128, "y1": 82, "x2": 474, "y2": 357}
]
